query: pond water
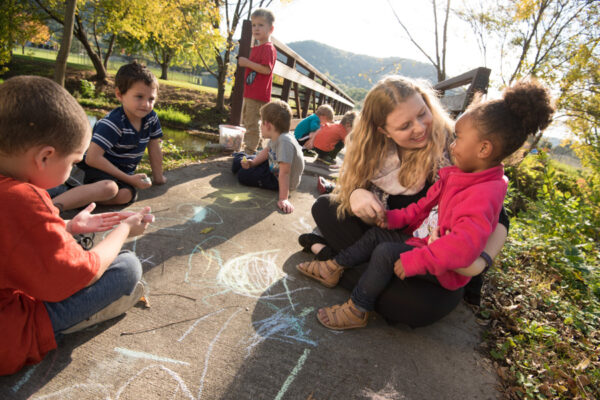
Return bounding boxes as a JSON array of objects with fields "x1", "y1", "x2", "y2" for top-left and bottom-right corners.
[{"x1": 87, "y1": 115, "x2": 209, "y2": 152}]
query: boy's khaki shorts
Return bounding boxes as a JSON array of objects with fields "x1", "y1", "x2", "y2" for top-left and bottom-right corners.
[{"x1": 242, "y1": 98, "x2": 266, "y2": 153}]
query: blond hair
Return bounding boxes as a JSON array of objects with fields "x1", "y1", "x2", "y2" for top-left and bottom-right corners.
[
  {"x1": 335, "y1": 76, "x2": 453, "y2": 218},
  {"x1": 260, "y1": 100, "x2": 292, "y2": 133},
  {"x1": 315, "y1": 104, "x2": 334, "y2": 121},
  {"x1": 251, "y1": 8, "x2": 275, "y2": 26}
]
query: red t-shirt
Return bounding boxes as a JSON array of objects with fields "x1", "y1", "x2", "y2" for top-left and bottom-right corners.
[
  {"x1": 0, "y1": 176, "x2": 100, "y2": 375},
  {"x1": 243, "y1": 42, "x2": 277, "y2": 103},
  {"x1": 313, "y1": 123, "x2": 349, "y2": 152}
]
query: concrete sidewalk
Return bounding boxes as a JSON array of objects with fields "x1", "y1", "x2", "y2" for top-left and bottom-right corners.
[{"x1": 0, "y1": 157, "x2": 499, "y2": 399}]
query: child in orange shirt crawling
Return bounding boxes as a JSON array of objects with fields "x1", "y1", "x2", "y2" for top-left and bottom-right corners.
[
  {"x1": 0, "y1": 76, "x2": 154, "y2": 375},
  {"x1": 311, "y1": 111, "x2": 357, "y2": 166}
]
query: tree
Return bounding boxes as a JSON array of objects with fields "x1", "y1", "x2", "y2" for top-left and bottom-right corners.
[
  {"x1": 54, "y1": 0, "x2": 76, "y2": 86},
  {"x1": 31, "y1": 0, "x2": 149, "y2": 82},
  {"x1": 387, "y1": 0, "x2": 451, "y2": 82},
  {"x1": 0, "y1": 1, "x2": 38, "y2": 73},
  {"x1": 144, "y1": 0, "x2": 221, "y2": 80},
  {"x1": 13, "y1": 16, "x2": 51, "y2": 55},
  {"x1": 459, "y1": 0, "x2": 599, "y2": 155}
]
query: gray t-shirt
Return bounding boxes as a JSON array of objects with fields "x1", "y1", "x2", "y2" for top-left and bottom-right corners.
[{"x1": 267, "y1": 132, "x2": 305, "y2": 191}]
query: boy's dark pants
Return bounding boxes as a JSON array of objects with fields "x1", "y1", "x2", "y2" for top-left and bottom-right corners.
[
  {"x1": 315, "y1": 141, "x2": 344, "y2": 160},
  {"x1": 334, "y1": 226, "x2": 416, "y2": 312},
  {"x1": 232, "y1": 153, "x2": 279, "y2": 190}
]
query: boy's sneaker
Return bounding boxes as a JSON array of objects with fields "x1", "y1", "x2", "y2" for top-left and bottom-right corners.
[
  {"x1": 61, "y1": 281, "x2": 145, "y2": 334},
  {"x1": 302, "y1": 149, "x2": 317, "y2": 157},
  {"x1": 316, "y1": 156, "x2": 340, "y2": 169},
  {"x1": 317, "y1": 176, "x2": 334, "y2": 194}
]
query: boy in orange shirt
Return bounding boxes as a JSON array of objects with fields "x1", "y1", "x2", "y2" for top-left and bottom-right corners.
[
  {"x1": 0, "y1": 76, "x2": 153, "y2": 375},
  {"x1": 312, "y1": 111, "x2": 357, "y2": 166}
]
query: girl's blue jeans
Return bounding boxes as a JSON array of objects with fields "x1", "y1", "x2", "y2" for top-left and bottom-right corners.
[
  {"x1": 335, "y1": 227, "x2": 415, "y2": 311},
  {"x1": 44, "y1": 250, "x2": 142, "y2": 335}
]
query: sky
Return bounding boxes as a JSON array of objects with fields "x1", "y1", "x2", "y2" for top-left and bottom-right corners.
[{"x1": 265, "y1": 0, "x2": 484, "y2": 77}]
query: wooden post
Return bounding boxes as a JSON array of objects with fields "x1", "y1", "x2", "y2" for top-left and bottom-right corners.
[
  {"x1": 280, "y1": 56, "x2": 296, "y2": 102},
  {"x1": 293, "y1": 82, "x2": 302, "y2": 118},
  {"x1": 229, "y1": 20, "x2": 252, "y2": 126}
]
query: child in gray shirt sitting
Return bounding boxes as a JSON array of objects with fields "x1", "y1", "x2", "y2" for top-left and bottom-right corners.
[{"x1": 232, "y1": 100, "x2": 305, "y2": 213}]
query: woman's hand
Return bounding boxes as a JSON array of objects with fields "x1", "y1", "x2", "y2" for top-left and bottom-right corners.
[
  {"x1": 66, "y1": 203, "x2": 128, "y2": 234},
  {"x1": 349, "y1": 188, "x2": 385, "y2": 225}
]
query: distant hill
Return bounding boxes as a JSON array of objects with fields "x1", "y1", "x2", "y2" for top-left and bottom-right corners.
[{"x1": 287, "y1": 40, "x2": 437, "y2": 91}]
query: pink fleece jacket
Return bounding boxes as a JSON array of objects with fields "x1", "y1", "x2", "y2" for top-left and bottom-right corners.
[{"x1": 386, "y1": 165, "x2": 507, "y2": 290}]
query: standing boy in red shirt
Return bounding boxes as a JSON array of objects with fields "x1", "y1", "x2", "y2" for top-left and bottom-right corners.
[
  {"x1": 238, "y1": 8, "x2": 277, "y2": 154},
  {"x1": 0, "y1": 76, "x2": 153, "y2": 375}
]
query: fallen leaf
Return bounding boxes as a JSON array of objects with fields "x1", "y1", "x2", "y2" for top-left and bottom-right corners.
[
  {"x1": 575, "y1": 358, "x2": 590, "y2": 371},
  {"x1": 200, "y1": 227, "x2": 214, "y2": 234}
]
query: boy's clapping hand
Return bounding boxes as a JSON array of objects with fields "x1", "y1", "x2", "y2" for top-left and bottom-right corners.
[
  {"x1": 120, "y1": 206, "x2": 154, "y2": 237},
  {"x1": 66, "y1": 203, "x2": 129, "y2": 234}
]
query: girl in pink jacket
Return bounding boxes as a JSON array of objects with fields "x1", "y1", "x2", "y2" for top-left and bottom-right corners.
[{"x1": 297, "y1": 79, "x2": 555, "y2": 330}]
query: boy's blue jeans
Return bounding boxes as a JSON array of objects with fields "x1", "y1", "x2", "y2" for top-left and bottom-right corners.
[
  {"x1": 44, "y1": 250, "x2": 142, "y2": 335},
  {"x1": 334, "y1": 227, "x2": 415, "y2": 311},
  {"x1": 231, "y1": 153, "x2": 279, "y2": 190}
]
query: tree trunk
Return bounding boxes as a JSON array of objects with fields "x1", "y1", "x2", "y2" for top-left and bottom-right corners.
[
  {"x1": 103, "y1": 33, "x2": 116, "y2": 69},
  {"x1": 160, "y1": 63, "x2": 168, "y2": 80},
  {"x1": 54, "y1": 0, "x2": 77, "y2": 86},
  {"x1": 73, "y1": 17, "x2": 107, "y2": 83}
]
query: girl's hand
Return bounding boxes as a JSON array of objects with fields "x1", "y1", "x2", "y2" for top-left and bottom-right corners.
[
  {"x1": 67, "y1": 203, "x2": 127, "y2": 234},
  {"x1": 394, "y1": 258, "x2": 406, "y2": 280},
  {"x1": 349, "y1": 188, "x2": 385, "y2": 224}
]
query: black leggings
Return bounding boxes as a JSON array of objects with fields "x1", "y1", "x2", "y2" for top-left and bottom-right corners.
[{"x1": 311, "y1": 195, "x2": 464, "y2": 327}]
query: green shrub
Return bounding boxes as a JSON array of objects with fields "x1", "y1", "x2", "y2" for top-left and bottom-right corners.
[
  {"x1": 484, "y1": 151, "x2": 600, "y2": 398},
  {"x1": 79, "y1": 79, "x2": 96, "y2": 98},
  {"x1": 155, "y1": 107, "x2": 192, "y2": 125}
]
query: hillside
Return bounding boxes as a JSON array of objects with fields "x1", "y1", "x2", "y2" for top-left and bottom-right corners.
[{"x1": 287, "y1": 40, "x2": 437, "y2": 91}]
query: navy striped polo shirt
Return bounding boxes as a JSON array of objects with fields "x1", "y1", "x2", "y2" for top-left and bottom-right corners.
[{"x1": 90, "y1": 106, "x2": 163, "y2": 174}]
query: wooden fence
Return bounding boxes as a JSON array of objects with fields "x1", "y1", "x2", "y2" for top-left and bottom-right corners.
[{"x1": 229, "y1": 20, "x2": 355, "y2": 126}]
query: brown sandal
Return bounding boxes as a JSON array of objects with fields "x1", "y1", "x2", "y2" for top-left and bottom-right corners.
[
  {"x1": 317, "y1": 299, "x2": 369, "y2": 330},
  {"x1": 296, "y1": 259, "x2": 344, "y2": 288}
]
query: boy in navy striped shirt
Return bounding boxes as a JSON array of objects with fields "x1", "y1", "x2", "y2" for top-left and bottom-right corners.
[{"x1": 80, "y1": 62, "x2": 166, "y2": 205}]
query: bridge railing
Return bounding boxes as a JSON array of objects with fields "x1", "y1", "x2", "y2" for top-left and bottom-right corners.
[
  {"x1": 229, "y1": 20, "x2": 355, "y2": 126},
  {"x1": 433, "y1": 67, "x2": 491, "y2": 118}
]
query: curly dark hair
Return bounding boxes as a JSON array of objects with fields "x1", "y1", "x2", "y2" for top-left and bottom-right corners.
[{"x1": 467, "y1": 79, "x2": 555, "y2": 161}]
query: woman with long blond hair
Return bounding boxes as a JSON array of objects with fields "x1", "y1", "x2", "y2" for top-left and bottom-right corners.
[{"x1": 298, "y1": 76, "x2": 509, "y2": 327}]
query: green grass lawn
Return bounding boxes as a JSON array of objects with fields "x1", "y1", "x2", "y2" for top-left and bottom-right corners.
[{"x1": 15, "y1": 46, "x2": 231, "y2": 95}]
